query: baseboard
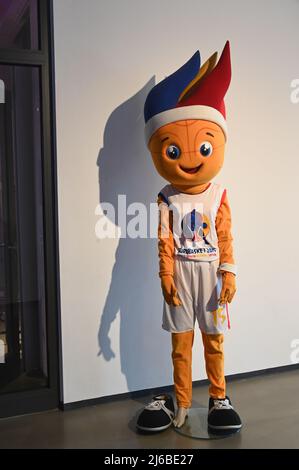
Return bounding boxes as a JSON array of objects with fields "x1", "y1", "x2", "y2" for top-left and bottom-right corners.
[{"x1": 61, "y1": 362, "x2": 299, "y2": 411}]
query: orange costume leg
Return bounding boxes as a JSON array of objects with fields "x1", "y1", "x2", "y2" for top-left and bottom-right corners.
[
  {"x1": 171, "y1": 331, "x2": 194, "y2": 408},
  {"x1": 201, "y1": 332, "x2": 226, "y2": 399}
]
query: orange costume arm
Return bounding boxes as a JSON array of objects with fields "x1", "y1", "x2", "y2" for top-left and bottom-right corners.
[
  {"x1": 216, "y1": 190, "x2": 237, "y2": 304},
  {"x1": 216, "y1": 190, "x2": 236, "y2": 274},
  {"x1": 157, "y1": 195, "x2": 181, "y2": 306},
  {"x1": 157, "y1": 195, "x2": 174, "y2": 277}
]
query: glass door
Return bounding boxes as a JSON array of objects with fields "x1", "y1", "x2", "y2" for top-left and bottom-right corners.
[{"x1": 0, "y1": 0, "x2": 60, "y2": 418}]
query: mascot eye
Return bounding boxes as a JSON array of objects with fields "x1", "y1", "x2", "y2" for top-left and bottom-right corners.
[
  {"x1": 199, "y1": 141, "x2": 213, "y2": 157},
  {"x1": 166, "y1": 144, "x2": 181, "y2": 160}
]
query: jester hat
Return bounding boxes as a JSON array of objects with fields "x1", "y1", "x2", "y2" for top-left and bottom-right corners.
[{"x1": 144, "y1": 41, "x2": 231, "y2": 145}]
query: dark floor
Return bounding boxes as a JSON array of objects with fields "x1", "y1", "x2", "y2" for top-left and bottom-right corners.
[{"x1": 0, "y1": 369, "x2": 298, "y2": 449}]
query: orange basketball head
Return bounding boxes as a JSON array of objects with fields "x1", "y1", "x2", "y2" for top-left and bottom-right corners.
[
  {"x1": 144, "y1": 42, "x2": 231, "y2": 188},
  {"x1": 148, "y1": 119, "x2": 225, "y2": 186}
]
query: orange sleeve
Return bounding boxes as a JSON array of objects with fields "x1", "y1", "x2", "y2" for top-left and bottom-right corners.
[
  {"x1": 157, "y1": 195, "x2": 175, "y2": 277},
  {"x1": 215, "y1": 190, "x2": 237, "y2": 275}
]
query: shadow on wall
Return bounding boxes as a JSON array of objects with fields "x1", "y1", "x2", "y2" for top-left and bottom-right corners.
[{"x1": 97, "y1": 79, "x2": 173, "y2": 393}]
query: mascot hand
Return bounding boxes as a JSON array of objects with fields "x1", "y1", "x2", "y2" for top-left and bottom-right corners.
[
  {"x1": 161, "y1": 274, "x2": 182, "y2": 306},
  {"x1": 219, "y1": 271, "x2": 236, "y2": 304}
]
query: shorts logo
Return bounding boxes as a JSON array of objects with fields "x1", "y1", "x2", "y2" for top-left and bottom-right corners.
[{"x1": 211, "y1": 306, "x2": 226, "y2": 326}]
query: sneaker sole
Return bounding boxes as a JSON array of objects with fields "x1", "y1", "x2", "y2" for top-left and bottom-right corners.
[
  {"x1": 136, "y1": 421, "x2": 172, "y2": 432},
  {"x1": 208, "y1": 423, "x2": 242, "y2": 430}
]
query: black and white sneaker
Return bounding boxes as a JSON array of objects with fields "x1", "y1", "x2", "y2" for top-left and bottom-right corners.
[
  {"x1": 208, "y1": 396, "x2": 242, "y2": 433},
  {"x1": 136, "y1": 394, "x2": 175, "y2": 432}
]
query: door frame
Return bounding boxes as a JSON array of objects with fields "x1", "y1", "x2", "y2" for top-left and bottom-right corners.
[{"x1": 0, "y1": 0, "x2": 61, "y2": 418}]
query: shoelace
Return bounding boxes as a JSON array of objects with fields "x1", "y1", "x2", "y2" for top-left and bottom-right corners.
[
  {"x1": 145, "y1": 400, "x2": 165, "y2": 411},
  {"x1": 212, "y1": 399, "x2": 233, "y2": 410},
  {"x1": 144, "y1": 399, "x2": 174, "y2": 419}
]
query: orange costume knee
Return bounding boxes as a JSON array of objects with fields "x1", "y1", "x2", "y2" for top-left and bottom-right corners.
[{"x1": 171, "y1": 331, "x2": 226, "y2": 408}]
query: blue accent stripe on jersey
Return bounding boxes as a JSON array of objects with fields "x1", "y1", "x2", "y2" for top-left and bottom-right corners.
[
  {"x1": 158, "y1": 192, "x2": 169, "y2": 205},
  {"x1": 191, "y1": 209, "x2": 196, "y2": 231}
]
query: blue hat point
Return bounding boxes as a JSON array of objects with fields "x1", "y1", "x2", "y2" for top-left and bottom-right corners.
[{"x1": 144, "y1": 51, "x2": 201, "y2": 124}]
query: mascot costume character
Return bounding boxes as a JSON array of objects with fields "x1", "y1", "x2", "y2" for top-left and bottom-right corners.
[{"x1": 137, "y1": 42, "x2": 242, "y2": 434}]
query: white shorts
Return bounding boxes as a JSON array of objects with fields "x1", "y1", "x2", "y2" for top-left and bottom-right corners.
[{"x1": 162, "y1": 258, "x2": 230, "y2": 334}]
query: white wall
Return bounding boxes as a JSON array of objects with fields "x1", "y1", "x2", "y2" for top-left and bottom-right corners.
[{"x1": 53, "y1": 0, "x2": 299, "y2": 404}]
